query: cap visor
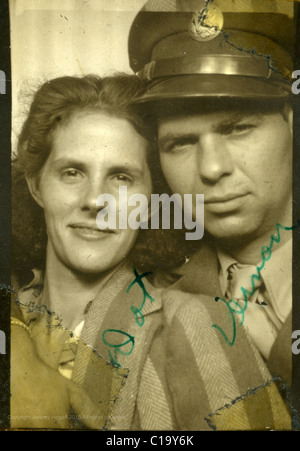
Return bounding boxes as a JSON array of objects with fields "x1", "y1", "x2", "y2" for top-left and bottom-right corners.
[{"x1": 135, "y1": 74, "x2": 291, "y2": 105}]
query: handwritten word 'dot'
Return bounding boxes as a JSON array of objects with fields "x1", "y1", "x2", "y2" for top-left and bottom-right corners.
[
  {"x1": 292, "y1": 330, "x2": 300, "y2": 355},
  {"x1": 127, "y1": 268, "x2": 155, "y2": 328},
  {"x1": 0, "y1": 330, "x2": 6, "y2": 354},
  {"x1": 96, "y1": 186, "x2": 204, "y2": 241},
  {"x1": 102, "y1": 268, "x2": 154, "y2": 366},
  {"x1": 102, "y1": 329, "x2": 135, "y2": 367}
]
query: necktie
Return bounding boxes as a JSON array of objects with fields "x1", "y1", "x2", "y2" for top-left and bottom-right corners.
[{"x1": 225, "y1": 263, "x2": 282, "y2": 360}]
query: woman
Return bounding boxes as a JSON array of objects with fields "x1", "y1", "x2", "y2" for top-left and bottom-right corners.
[
  {"x1": 11, "y1": 74, "x2": 290, "y2": 431},
  {"x1": 11, "y1": 73, "x2": 191, "y2": 430}
]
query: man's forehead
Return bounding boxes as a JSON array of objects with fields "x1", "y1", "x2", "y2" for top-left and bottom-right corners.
[{"x1": 157, "y1": 105, "x2": 263, "y2": 128}]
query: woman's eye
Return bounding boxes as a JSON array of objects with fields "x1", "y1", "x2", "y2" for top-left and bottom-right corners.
[
  {"x1": 112, "y1": 174, "x2": 133, "y2": 184},
  {"x1": 61, "y1": 169, "x2": 82, "y2": 181}
]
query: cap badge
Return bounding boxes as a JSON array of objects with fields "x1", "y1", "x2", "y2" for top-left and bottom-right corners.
[{"x1": 189, "y1": 4, "x2": 224, "y2": 42}]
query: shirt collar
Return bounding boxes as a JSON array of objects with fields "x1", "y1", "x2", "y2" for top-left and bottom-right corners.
[{"x1": 217, "y1": 237, "x2": 292, "y2": 323}]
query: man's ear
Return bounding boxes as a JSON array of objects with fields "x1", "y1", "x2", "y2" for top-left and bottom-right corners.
[{"x1": 26, "y1": 176, "x2": 44, "y2": 209}]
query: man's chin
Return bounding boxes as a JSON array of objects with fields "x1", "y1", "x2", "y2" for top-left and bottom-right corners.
[{"x1": 205, "y1": 221, "x2": 258, "y2": 246}]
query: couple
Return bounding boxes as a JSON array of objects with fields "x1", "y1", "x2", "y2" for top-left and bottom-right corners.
[
  {"x1": 11, "y1": 71, "x2": 292, "y2": 431},
  {"x1": 10, "y1": 0, "x2": 295, "y2": 432}
]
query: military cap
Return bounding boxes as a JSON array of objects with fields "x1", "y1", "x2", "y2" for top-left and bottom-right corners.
[{"x1": 128, "y1": 0, "x2": 296, "y2": 104}]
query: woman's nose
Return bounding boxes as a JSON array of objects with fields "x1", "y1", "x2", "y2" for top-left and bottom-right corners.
[{"x1": 81, "y1": 177, "x2": 107, "y2": 212}]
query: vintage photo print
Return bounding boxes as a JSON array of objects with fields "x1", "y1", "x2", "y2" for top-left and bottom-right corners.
[{"x1": 1, "y1": 0, "x2": 300, "y2": 433}]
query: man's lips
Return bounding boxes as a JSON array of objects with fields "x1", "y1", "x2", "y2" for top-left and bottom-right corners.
[
  {"x1": 205, "y1": 193, "x2": 249, "y2": 204},
  {"x1": 204, "y1": 193, "x2": 249, "y2": 213}
]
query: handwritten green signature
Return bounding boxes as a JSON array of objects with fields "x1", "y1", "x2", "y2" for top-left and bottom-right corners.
[
  {"x1": 212, "y1": 221, "x2": 300, "y2": 346},
  {"x1": 102, "y1": 268, "x2": 154, "y2": 366}
]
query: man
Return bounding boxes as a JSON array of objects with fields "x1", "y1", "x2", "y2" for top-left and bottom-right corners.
[
  {"x1": 11, "y1": 73, "x2": 289, "y2": 431},
  {"x1": 128, "y1": 0, "x2": 296, "y2": 389}
]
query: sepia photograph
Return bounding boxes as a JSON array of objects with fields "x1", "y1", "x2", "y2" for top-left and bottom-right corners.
[{"x1": 2, "y1": 0, "x2": 300, "y2": 432}]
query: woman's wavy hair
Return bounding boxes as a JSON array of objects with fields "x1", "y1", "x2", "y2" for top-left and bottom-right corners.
[{"x1": 12, "y1": 73, "x2": 195, "y2": 286}]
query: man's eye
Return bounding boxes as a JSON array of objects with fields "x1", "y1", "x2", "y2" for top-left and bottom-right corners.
[
  {"x1": 165, "y1": 138, "x2": 198, "y2": 153},
  {"x1": 223, "y1": 123, "x2": 256, "y2": 136},
  {"x1": 234, "y1": 124, "x2": 255, "y2": 133}
]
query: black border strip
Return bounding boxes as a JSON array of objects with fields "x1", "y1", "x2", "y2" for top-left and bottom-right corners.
[
  {"x1": 0, "y1": 0, "x2": 11, "y2": 430},
  {"x1": 292, "y1": 1, "x2": 300, "y2": 432}
]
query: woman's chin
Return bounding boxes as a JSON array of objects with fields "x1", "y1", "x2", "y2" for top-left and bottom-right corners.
[{"x1": 65, "y1": 254, "x2": 124, "y2": 277}]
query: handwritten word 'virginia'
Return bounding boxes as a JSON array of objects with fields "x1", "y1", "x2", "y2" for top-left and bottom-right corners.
[{"x1": 212, "y1": 221, "x2": 299, "y2": 346}]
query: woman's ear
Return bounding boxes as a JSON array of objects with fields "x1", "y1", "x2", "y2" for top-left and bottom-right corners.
[{"x1": 26, "y1": 176, "x2": 44, "y2": 209}]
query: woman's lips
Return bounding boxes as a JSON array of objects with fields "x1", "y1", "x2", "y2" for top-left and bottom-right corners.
[{"x1": 69, "y1": 224, "x2": 115, "y2": 239}]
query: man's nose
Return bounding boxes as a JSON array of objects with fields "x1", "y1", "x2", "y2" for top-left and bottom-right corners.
[
  {"x1": 81, "y1": 176, "x2": 106, "y2": 211},
  {"x1": 197, "y1": 133, "x2": 234, "y2": 184}
]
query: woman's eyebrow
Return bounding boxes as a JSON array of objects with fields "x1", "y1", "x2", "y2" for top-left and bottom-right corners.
[
  {"x1": 107, "y1": 164, "x2": 145, "y2": 178},
  {"x1": 51, "y1": 157, "x2": 86, "y2": 169},
  {"x1": 52, "y1": 158, "x2": 146, "y2": 177}
]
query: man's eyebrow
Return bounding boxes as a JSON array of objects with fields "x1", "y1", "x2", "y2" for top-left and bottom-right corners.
[
  {"x1": 158, "y1": 133, "x2": 199, "y2": 149},
  {"x1": 158, "y1": 112, "x2": 260, "y2": 146},
  {"x1": 215, "y1": 112, "x2": 260, "y2": 127},
  {"x1": 211, "y1": 112, "x2": 261, "y2": 134}
]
